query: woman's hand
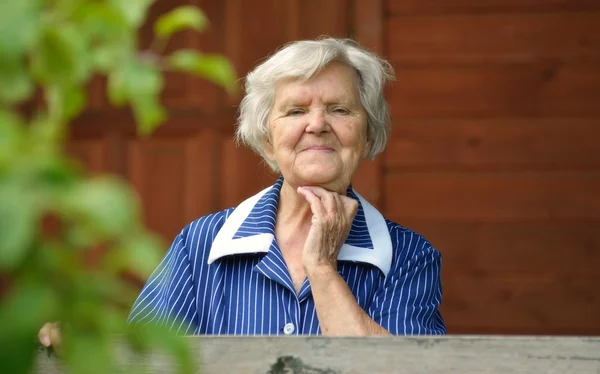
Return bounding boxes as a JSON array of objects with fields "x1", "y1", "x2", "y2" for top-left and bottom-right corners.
[
  {"x1": 297, "y1": 186, "x2": 358, "y2": 272},
  {"x1": 38, "y1": 322, "x2": 61, "y2": 353}
]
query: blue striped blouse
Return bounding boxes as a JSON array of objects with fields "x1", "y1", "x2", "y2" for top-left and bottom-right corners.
[{"x1": 128, "y1": 178, "x2": 446, "y2": 335}]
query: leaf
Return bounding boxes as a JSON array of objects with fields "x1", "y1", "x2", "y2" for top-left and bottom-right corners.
[
  {"x1": 0, "y1": 282, "x2": 57, "y2": 374},
  {"x1": 109, "y1": 0, "x2": 154, "y2": 28},
  {"x1": 75, "y1": 2, "x2": 129, "y2": 42},
  {"x1": 0, "y1": 111, "x2": 24, "y2": 167},
  {"x1": 154, "y1": 6, "x2": 208, "y2": 40},
  {"x1": 61, "y1": 177, "x2": 139, "y2": 240},
  {"x1": 63, "y1": 333, "x2": 115, "y2": 374},
  {"x1": 106, "y1": 232, "x2": 164, "y2": 278},
  {"x1": 126, "y1": 323, "x2": 196, "y2": 374},
  {"x1": 131, "y1": 95, "x2": 167, "y2": 135},
  {"x1": 62, "y1": 86, "x2": 87, "y2": 122},
  {"x1": 108, "y1": 58, "x2": 164, "y2": 107},
  {"x1": 0, "y1": 0, "x2": 42, "y2": 57},
  {"x1": 0, "y1": 58, "x2": 34, "y2": 104},
  {"x1": 0, "y1": 182, "x2": 38, "y2": 270},
  {"x1": 107, "y1": 58, "x2": 166, "y2": 133},
  {"x1": 30, "y1": 24, "x2": 91, "y2": 87},
  {"x1": 107, "y1": 70, "x2": 127, "y2": 106},
  {"x1": 168, "y1": 50, "x2": 238, "y2": 94}
]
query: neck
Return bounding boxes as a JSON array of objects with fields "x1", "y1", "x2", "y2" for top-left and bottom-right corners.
[{"x1": 277, "y1": 180, "x2": 314, "y2": 230}]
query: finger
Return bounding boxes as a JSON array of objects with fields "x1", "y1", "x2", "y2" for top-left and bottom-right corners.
[
  {"x1": 299, "y1": 185, "x2": 329, "y2": 198},
  {"x1": 297, "y1": 187, "x2": 326, "y2": 217},
  {"x1": 333, "y1": 193, "x2": 345, "y2": 217},
  {"x1": 49, "y1": 324, "x2": 61, "y2": 351},
  {"x1": 300, "y1": 186, "x2": 338, "y2": 214},
  {"x1": 340, "y1": 195, "x2": 359, "y2": 218},
  {"x1": 320, "y1": 192, "x2": 337, "y2": 214},
  {"x1": 38, "y1": 323, "x2": 52, "y2": 347}
]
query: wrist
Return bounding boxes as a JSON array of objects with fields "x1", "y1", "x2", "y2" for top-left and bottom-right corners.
[{"x1": 303, "y1": 261, "x2": 338, "y2": 279}]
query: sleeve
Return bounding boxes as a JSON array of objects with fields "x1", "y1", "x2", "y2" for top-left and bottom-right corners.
[
  {"x1": 368, "y1": 234, "x2": 446, "y2": 335},
  {"x1": 127, "y1": 232, "x2": 198, "y2": 335}
]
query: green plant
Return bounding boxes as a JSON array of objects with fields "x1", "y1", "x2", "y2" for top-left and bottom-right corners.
[{"x1": 0, "y1": 1, "x2": 236, "y2": 373}]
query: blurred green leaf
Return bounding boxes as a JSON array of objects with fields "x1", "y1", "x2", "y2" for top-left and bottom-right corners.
[
  {"x1": 0, "y1": 111, "x2": 24, "y2": 167},
  {"x1": 63, "y1": 333, "x2": 115, "y2": 374},
  {"x1": 76, "y1": 2, "x2": 130, "y2": 42},
  {"x1": 0, "y1": 1, "x2": 233, "y2": 372},
  {"x1": 131, "y1": 95, "x2": 167, "y2": 135},
  {"x1": 0, "y1": 182, "x2": 38, "y2": 269},
  {"x1": 107, "y1": 69, "x2": 128, "y2": 106},
  {"x1": 127, "y1": 323, "x2": 196, "y2": 374},
  {"x1": 0, "y1": 281, "x2": 58, "y2": 374},
  {"x1": 61, "y1": 177, "x2": 139, "y2": 240},
  {"x1": 62, "y1": 86, "x2": 87, "y2": 122},
  {"x1": 125, "y1": 59, "x2": 164, "y2": 98},
  {"x1": 168, "y1": 50, "x2": 238, "y2": 94},
  {"x1": 108, "y1": 58, "x2": 164, "y2": 108},
  {"x1": 31, "y1": 24, "x2": 91, "y2": 88},
  {"x1": 154, "y1": 6, "x2": 208, "y2": 40},
  {"x1": 109, "y1": 0, "x2": 154, "y2": 28},
  {"x1": 0, "y1": 58, "x2": 34, "y2": 104},
  {"x1": 105, "y1": 232, "x2": 163, "y2": 278},
  {"x1": 0, "y1": 0, "x2": 42, "y2": 57}
]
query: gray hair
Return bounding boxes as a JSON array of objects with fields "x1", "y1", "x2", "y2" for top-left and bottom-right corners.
[{"x1": 235, "y1": 37, "x2": 395, "y2": 171}]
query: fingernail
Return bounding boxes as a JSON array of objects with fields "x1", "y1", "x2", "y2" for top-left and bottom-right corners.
[{"x1": 42, "y1": 336, "x2": 50, "y2": 346}]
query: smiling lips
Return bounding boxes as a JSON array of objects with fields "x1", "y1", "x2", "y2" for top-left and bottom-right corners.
[{"x1": 304, "y1": 145, "x2": 335, "y2": 152}]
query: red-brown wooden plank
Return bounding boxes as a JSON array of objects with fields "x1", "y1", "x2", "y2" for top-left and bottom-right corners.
[
  {"x1": 441, "y1": 277, "x2": 600, "y2": 335},
  {"x1": 387, "y1": 13, "x2": 600, "y2": 64},
  {"x1": 127, "y1": 129, "x2": 219, "y2": 240},
  {"x1": 384, "y1": 172, "x2": 600, "y2": 221},
  {"x1": 387, "y1": 65, "x2": 600, "y2": 118},
  {"x1": 401, "y1": 221, "x2": 600, "y2": 278},
  {"x1": 219, "y1": 138, "x2": 277, "y2": 210},
  {"x1": 386, "y1": 0, "x2": 600, "y2": 15},
  {"x1": 385, "y1": 119, "x2": 600, "y2": 171},
  {"x1": 66, "y1": 138, "x2": 109, "y2": 175}
]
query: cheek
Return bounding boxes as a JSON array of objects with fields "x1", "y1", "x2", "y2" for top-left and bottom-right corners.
[
  {"x1": 341, "y1": 120, "x2": 368, "y2": 149},
  {"x1": 272, "y1": 122, "x2": 304, "y2": 150}
]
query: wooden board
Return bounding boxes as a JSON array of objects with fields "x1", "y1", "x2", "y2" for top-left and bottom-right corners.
[
  {"x1": 401, "y1": 221, "x2": 600, "y2": 278},
  {"x1": 387, "y1": 65, "x2": 600, "y2": 118},
  {"x1": 384, "y1": 119, "x2": 600, "y2": 171},
  {"x1": 386, "y1": 0, "x2": 600, "y2": 15},
  {"x1": 442, "y1": 277, "x2": 600, "y2": 335},
  {"x1": 387, "y1": 12, "x2": 600, "y2": 64},
  {"x1": 383, "y1": 172, "x2": 600, "y2": 221},
  {"x1": 219, "y1": 138, "x2": 277, "y2": 209},
  {"x1": 34, "y1": 336, "x2": 600, "y2": 374},
  {"x1": 128, "y1": 129, "x2": 220, "y2": 240}
]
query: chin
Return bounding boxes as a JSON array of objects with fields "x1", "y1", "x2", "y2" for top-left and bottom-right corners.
[{"x1": 294, "y1": 166, "x2": 344, "y2": 188}]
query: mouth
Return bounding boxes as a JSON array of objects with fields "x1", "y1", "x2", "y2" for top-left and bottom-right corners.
[{"x1": 304, "y1": 146, "x2": 335, "y2": 152}]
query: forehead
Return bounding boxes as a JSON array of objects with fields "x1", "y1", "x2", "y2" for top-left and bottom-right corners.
[{"x1": 273, "y1": 62, "x2": 361, "y2": 104}]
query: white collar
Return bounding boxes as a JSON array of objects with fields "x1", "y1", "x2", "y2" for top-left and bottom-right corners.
[{"x1": 207, "y1": 182, "x2": 393, "y2": 276}]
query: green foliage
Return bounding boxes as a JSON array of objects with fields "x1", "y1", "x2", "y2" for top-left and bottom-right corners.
[{"x1": 0, "y1": 1, "x2": 237, "y2": 373}]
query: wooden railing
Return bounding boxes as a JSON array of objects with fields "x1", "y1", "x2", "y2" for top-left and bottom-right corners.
[{"x1": 35, "y1": 335, "x2": 600, "y2": 373}]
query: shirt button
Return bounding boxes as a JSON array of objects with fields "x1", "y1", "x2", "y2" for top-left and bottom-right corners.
[{"x1": 283, "y1": 323, "x2": 295, "y2": 335}]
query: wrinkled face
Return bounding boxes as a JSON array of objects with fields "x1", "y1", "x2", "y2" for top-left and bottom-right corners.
[{"x1": 265, "y1": 62, "x2": 369, "y2": 193}]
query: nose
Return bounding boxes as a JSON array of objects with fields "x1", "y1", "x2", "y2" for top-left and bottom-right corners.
[{"x1": 305, "y1": 110, "x2": 329, "y2": 134}]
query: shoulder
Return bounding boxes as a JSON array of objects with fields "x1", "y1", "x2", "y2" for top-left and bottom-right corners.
[
  {"x1": 177, "y1": 207, "x2": 235, "y2": 256},
  {"x1": 384, "y1": 219, "x2": 441, "y2": 274}
]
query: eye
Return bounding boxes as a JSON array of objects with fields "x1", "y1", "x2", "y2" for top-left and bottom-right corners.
[
  {"x1": 332, "y1": 107, "x2": 350, "y2": 115},
  {"x1": 287, "y1": 108, "x2": 305, "y2": 116}
]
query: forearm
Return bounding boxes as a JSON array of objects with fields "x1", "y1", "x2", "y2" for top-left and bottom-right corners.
[{"x1": 307, "y1": 266, "x2": 391, "y2": 336}]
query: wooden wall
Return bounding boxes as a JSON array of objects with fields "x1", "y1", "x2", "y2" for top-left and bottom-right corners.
[{"x1": 68, "y1": 0, "x2": 600, "y2": 335}]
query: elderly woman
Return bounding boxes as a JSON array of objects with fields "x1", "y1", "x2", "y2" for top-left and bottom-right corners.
[{"x1": 40, "y1": 38, "x2": 445, "y2": 343}]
